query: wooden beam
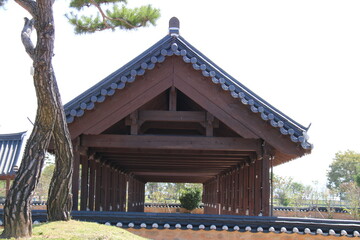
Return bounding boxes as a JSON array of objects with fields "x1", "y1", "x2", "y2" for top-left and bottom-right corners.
[
  {"x1": 93, "y1": 148, "x2": 255, "y2": 156},
  {"x1": 82, "y1": 134, "x2": 262, "y2": 152},
  {"x1": 138, "y1": 110, "x2": 206, "y2": 122},
  {"x1": 132, "y1": 171, "x2": 216, "y2": 177}
]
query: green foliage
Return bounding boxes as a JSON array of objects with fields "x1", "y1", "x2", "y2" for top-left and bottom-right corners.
[
  {"x1": 341, "y1": 182, "x2": 360, "y2": 220},
  {"x1": 326, "y1": 150, "x2": 360, "y2": 191},
  {"x1": 272, "y1": 175, "x2": 315, "y2": 208},
  {"x1": 145, "y1": 182, "x2": 202, "y2": 203},
  {"x1": 34, "y1": 163, "x2": 55, "y2": 201},
  {"x1": 356, "y1": 174, "x2": 360, "y2": 187},
  {"x1": 179, "y1": 187, "x2": 202, "y2": 211},
  {"x1": 67, "y1": 0, "x2": 160, "y2": 34}
]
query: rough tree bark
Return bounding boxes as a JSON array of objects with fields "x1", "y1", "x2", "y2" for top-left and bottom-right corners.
[
  {"x1": 47, "y1": 80, "x2": 73, "y2": 221},
  {"x1": 1, "y1": 0, "x2": 73, "y2": 238}
]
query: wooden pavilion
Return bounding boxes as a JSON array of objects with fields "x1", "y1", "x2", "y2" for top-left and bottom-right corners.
[{"x1": 64, "y1": 18, "x2": 312, "y2": 216}]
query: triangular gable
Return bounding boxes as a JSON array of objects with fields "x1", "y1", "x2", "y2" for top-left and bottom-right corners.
[{"x1": 64, "y1": 19, "x2": 312, "y2": 163}]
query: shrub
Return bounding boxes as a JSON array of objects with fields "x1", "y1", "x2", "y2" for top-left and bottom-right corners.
[{"x1": 179, "y1": 188, "x2": 201, "y2": 211}]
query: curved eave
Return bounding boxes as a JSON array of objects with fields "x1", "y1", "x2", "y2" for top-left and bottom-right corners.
[
  {"x1": 0, "y1": 131, "x2": 26, "y2": 176},
  {"x1": 64, "y1": 34, "x2": 313, "y2": 153}
]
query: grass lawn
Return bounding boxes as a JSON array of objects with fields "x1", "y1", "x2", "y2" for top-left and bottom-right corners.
[{"x1": 0, "y1": 220, "x2": 149, "y2": 240}]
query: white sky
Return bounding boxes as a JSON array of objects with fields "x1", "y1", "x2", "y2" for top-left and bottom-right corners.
[{"x1": 1, "y1": 0, "x2": 360, "y2": 188}]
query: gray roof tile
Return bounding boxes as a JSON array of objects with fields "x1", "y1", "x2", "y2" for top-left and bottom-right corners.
[{"x1": 0, "y1": 131, "x2": 26, "y2": 176}]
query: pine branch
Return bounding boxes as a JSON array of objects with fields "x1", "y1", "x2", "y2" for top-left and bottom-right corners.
[
  {"x1": 14, "y1": 0, "x2": 37, "y2": 17},
  {"x1": 89, "y1": 0, "x2": 137, "y2": 29},
  {"x1": 21, "y1": 17, "x2": 35, "y2": 60},
  {"x1": 67, "y1": 0, "x2": 160, "y2": 34}
]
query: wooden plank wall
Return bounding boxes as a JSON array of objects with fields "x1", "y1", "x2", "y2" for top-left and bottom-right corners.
[
  {"x1": 73, "y1": 149, "x2": 128, "y2": 212},
  {"x1": 203, "y1": 157, "x2": 270, "y2": 216},
  {"x1": 127, "y1": 176, "x2": 145, "y2": 212}
]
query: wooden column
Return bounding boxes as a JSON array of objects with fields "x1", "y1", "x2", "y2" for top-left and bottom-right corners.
[
  {"x1": 127, "y1": 176, "x2": 133, "y2": 212},
  {"x1": 111, "y1": 169, "x2": 118, "y2": 211},
  {"x1": 238, "y1": 164, "x2": 244, "y2": 215},
  {"x1": 80, "y1": 154, "x2": 89, "y2": 211},
  {"x1": 254, "y1": 158, "x2": 263, "y2": 215},
  {"x1": 102, "y1": 165, "x2": 109, "y2": 211},
  {"x1": 88, "y1": 158, "x2": 96, "y2": 211},
  {"x1": 95, "y1": 161, "x2": 102, "y2": 211},
  {"x1": 262, "y1": 143, "x2": 273, "y2": 216},
  {"x1": 234, "y1": 168, "x2": 239, "y2": 215},
  {"x1": 243, "y1": 163, "x2": 249, "y2": 215},
  {"x1": 72, "y1": 138, "x2": 80, "y2": 211},
  {"x1": 249, "y1": 161, "x2": 255, "y2": 216},
  {"x1": 120, "y1": 172, "x2": 127, "y2": 212}
]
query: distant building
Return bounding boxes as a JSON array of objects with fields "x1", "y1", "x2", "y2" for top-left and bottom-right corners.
[{"x1": 0, "y1": 131, "x2": 26, "y2": 195}]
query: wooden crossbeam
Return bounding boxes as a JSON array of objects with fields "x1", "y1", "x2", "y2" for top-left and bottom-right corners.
[
  {"x1": 81, "y1": 134, "x2": 262, "y2": 152},
  {"x1": 138, "y1": 110, "x2": 206, "y2": 122}
]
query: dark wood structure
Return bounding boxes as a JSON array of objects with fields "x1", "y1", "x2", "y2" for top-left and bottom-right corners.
[{"x1": 64, "y1": 18, "x2": 312, "y2": 216}]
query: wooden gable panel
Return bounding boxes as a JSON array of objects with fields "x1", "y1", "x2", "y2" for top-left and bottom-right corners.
[
  {"x1": 172, "y1": 57, "x2": 307, "y2": 158},
  {"x1": 68, "y1": 59, "x2": 174, "y2": 139}
]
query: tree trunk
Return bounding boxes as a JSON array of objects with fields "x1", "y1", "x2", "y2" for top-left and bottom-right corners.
[
  {"x1": 1, "y1": 0, "x2": 73, "y2": 238},
  {"x1": 1, "y1": 45, "x2": 58, "y2": 240},
  {"x1": 47, "y1": 77, "x2": 73, "y2": 221}
]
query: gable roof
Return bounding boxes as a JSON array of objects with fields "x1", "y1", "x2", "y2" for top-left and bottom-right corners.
[
  {"x1": 64, "y1": 18, "x2": 312, "y2": 151},
  {"x1": 0, "y1": 131, "x2": 26, "y2": 177}
]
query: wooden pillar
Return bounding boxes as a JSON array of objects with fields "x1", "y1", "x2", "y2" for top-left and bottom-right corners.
[
  {"x1": 120, "y1": 172, "x2": 127, "y2": 211},
  {"x1": 249, "y1": 161, "x2": 255, "y2": 216},
  {"x1": 243, "y1": 163, "x2": 249, "y2": 215},
  {"x1": 88, "y1": 158, "x2": 96, "y2": 211},
  {"x1": 71, "y1": 138, "x2": 80, "y2": 211},
  {"x1": 111, "y1": 169, "x2": 118, "y2": 211},
  {"x1": 80, "y1": 154, "x2": 89, "y2": 211},
  {"x1": 95, "y1": 161, "x2": 102, "y2": 211},
  {"x1": 262, "y1": 143, "x2": 273, "y2": 216},
  {"x1": 238, "y1": 164, "x2": 244, "y2": 215},
  {"x1": 127, "y1": 176, "x2": 133, "y2": 212},
  {"x1": 102, "y1": 164, "x2": 109, "y2": 211},
  {"x1": 254, "y1": 158, "x2": 263, "y2": 215},
  {"x1": 234, "y1": 168, "x2": 239, "y2": 214}
]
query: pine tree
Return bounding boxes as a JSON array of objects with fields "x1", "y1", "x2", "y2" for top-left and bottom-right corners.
[{"x1": 0, "y1": 1, "x2": 159, "y2": 238}]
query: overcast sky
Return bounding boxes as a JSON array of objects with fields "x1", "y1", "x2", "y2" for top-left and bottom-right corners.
[{"x1": 1, "y1": 0, "x2": 360, "y2": 188}]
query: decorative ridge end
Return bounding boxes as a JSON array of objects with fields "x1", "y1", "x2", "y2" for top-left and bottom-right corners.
[{"x1": 169, "y1": 17, "x2": 180, "y2": 36}]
